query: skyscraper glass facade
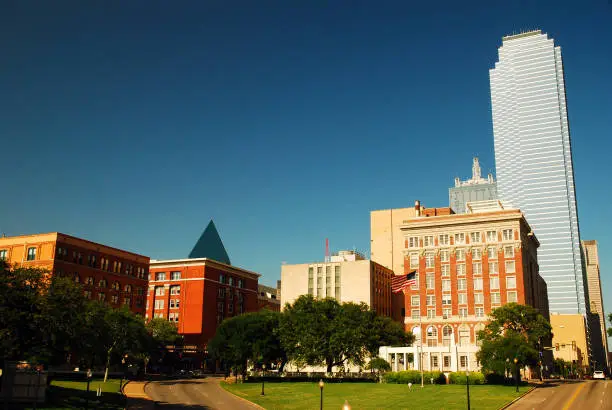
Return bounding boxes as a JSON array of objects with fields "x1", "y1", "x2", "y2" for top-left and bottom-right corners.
[{"x1": 489, "y1": 30, "x2": 587, "y2": 314}]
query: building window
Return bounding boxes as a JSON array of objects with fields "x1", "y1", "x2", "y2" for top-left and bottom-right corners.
[
  {"x1": 88, "y1": 254, "x2": 97, "y2": 268},
  {"x1": 111, "y1": 295, "x2": 119, "y2": 304},
  {"x1": 475, "y1": 307, "x2": 485, "y2": 317},
  {"x1": 237, "y1": 279, "x2": 244, "y2": 288},
  {"x1": 441, "y1": 264, "x2": 450, "y2": 276},
  {"x1": 505, "y1": 260, "x2": 516, "y2": 273},
  {"x1": 487, "y1": 247, "x2": 497, "y2": 259},
  {"x1": 411, "y1": 273, "x2": 419, "y2": 290},
  {"x1": 427, "y1": 308, "x2": 436, "y2": 319},
  {"x1": 442, "y1": 295, "x2": 451, "y2": 306},
  {"x1": 26, "y1": 247, "x2": 37, "y2": 261},
  {"x1": 442, "y1": 308, "x2": 451, "y2": 319},
  {"x1": 335, "y1": 267, "x2": 341, "y2": 299},
  {"x1": 427, "y1": 326, "x2": 438, "y2": 347},
  {"x1": 219, "y1": 273, "x2": 225, "y2": 284},
  {"x1": 507, "y1": 291, "x2": 518, "y2": 303},
  {"x1": 155, "y1": 272, "x2": 166, "y2": 281},
  {"x1": 486, "y1": 230, "x2": 497, "y2": 242},
  {"x1": 124, "y1": 284, "x2": 132, "y2": 293},
  {"x1": 456, "y1": 264, "x2": 466, "y2": 276},
  {"x1": 426, "y1": 273, "x2": 435, "y2": 289},
  {"x1": 326, "y1": 266, "x2": 332, "y2": 296},
  {"x1": 99, "y1": 279, "x2": 107, "y2": 288},
  {"x1": 100, "y1": 257, "x2": 108, "y2": 271},
  {"x1": 170, "y1": 299, "x2": 176, "y2": 309},
  {"x1": 411, "y1": 295, "x2": 420, "y2": 306},
  {"x1": 491, "y1": 292, "x2": 501, "y2": 305},
  {"x1": 155, "y1": 286, "x2": 165, "y2": 296},
  {"x1": 439, "y1": 234, "x2": 450, "y2": 246},
  {"x1": 502, "y1": 229, "x2": 513, "y2": 241},
  {"x1": 457, "y1": 278, "x2": 467, "y2": 291},
  {"x1": 456, "y1": 249, "x2": 465, "y2": 261},
  {"x1": 85, "y1": 276, "x2": 94, "y2": 285},
  {"x1": 424, "y1": 236, "x2": 434, "y2": 247},
  {"x1": 442, "y1": 279, "x2": 451, "y2": 291},
  {"x1": 154, "y1": 300, "x2": 164, "y2": 310},
  {"x1": 308, "y1": 267, "x2": 314, "y2": 295},
  {"x1": 170, "y1": 285, "x2": 180, "y2": 295},
  {"x1": 443, "y1": 355, "x2": 452, "y2": 367},
  {"x1": 170, "y1": 271, "x2": 181, "y2": 280},
  {"x1": 490, "y1": 276, "x2": 499, "y2": 289},
  {"x1": 472, "y1": 262, "x2": 482, "y2": 275},
  {"x1": 472, "y1": 248, "x2": 482, "y2": 260},
  {"x1": 426, "y1": 295, "x2": 435, "y2": 306},
  {"x1": 460, "y1": 355, "x2": 468, "y2": 368},
  {"x1": 409, "y1": 253, "x2": 419, "y2": 269},
  {"x1": 506, "y1": 276, "x2": 516, "y2": 289},
  {"x1": 488, "y1": 261, "x2": 499, "y2": 274},
  {"x1": 454, "y1": 233, "x2": 465, "y2": 244},
  {"x1": 111, "y1": 281, "x2": 120, "y2": 291},
  {"x1": 411, "y1": 309, "x2": 420, "y2": 319},
  {"x1": 458, "y1": 293, "x2": 467, "y2": 305},
  {"x1": 0, "y1": 249, "x2": 6, "y2": 260},
  {"x1": 474, "y1": 293, "x2": 484, "y2": 304},
  {"x1": 470, "y1": 232, "x2": 481, "y2": 243},
  {"x1": 74, "y1": 274, "x2": 81, "y2": 283},
  {"x1": 317, "y1": 266, "x2": 324, "y2": 297},
  {"x1": 84, "y1": 290, "x2": 92, "y2": 299},
  {"x1": 425, "y1": 252, "x2": 435, "y2": 268},
  {"x1": 218, "y1": 287, "x2": 225, "y2": 298},
  {"x1": 473, "y1": 277, "x2": 483, "y2": 291},
  {"x1": 408, "y1": 237, "x2": 419, "y2": 248},
  {"x1": 98, "y1": 292, "x2": 106, "y2": 302},
  {"x1": 123, "y1": 297, "x2": 131, "y2": 306},
  {"x1": 504, "y1": 245, "x2": 514, "y2": 258},
  {"x1": 228, "y1": 302, "x2": 234, "y2": 314},
  {"x1": 459, "y1": 308, "x2": 468, "y2": 318},
  {"x1": 440, "y1": 249, "x2": 449, "y2": 263},
  {"x1": 227, "y1": 277, "x2": 233, "y2": 286}
]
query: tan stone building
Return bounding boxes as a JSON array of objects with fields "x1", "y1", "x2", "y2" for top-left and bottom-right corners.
[
  {"x1": 581, "y1": 240, "x2": 609, "y2": 371},
  {"x1": 280, "y1": 251, "x2": 394, "y2": 318},
  {"x1": 550, "y1": 313, "x2": 589, "y2": 372}
]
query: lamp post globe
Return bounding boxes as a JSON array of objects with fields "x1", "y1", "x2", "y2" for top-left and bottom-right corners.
[{"x1": 513, "y1": 358, "x2": 519, "y2": 392}]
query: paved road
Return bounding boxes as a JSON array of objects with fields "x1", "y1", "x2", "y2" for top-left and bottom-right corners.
[
  {"x1": 145, "y1": 377, "x2": 260, "y2": 410},
  {"x1": 508, "y1": 380, "x2": 611, "y2": 410}
]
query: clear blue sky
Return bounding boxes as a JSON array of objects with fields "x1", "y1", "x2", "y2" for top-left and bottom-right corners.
[{"x1": 1, "y1": 1, "x2": 611, "y2": 322}]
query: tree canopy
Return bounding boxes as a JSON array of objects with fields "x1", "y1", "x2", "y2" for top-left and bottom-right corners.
[{"x1": 477, "y1": 303, "x2": 552, "y2": 375}]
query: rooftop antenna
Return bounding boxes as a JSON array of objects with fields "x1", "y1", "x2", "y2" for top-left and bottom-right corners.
[{"x1": 325, "y1": 238, "x2": 330, "y2": 262}]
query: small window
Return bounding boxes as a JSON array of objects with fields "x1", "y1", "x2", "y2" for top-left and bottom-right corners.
[
  {"x1": 506, "y1": 276, "x2": 516, "y2": 289},
  {"x1": 460, "y1": 355, "x2": 468, "y2": 368},
  {"x1": 409, "y1": 253, "x2": 419, "y2": 269},
  {"x1": 98, "y1": 292, "x2": 106, "y2": 301},
  {"x1": 408, "y1": 237, "x2": 419, "y2": 248},
  {"x1": 473, "y1": 277, "x2": 483, "y2": 290},
  {"x1": 487, "y1": 247, "x2": 497, "y2": 259},
  {"x1": 155, "y1": 287, "x2": 165, "y2": 296},
  {"x1": 454, "y1": 233, "x2": 465, "y2": 244},
  {"x1": 504, "y1": 245, "x2": 515, "y2": 258},
  {"x1": 439, "y1": 234, "x2": 450, "y2": 246},
  {"x1": 411, "y1": 309, "x2": 420, "y2": 319},
  {"x1": 507, "y1": 291, "x2": 518, "y2": 303},
  {"x1": 426, "y1": 295, "x2": 435, "y2": 306},
  {"x1": 99, "y1": 279, "x2": 107, "y2": 288},
  {"x1": 472, "y1": 262, "x2": 482, "y2": 275},
  {"x1": 456, "y1": 249, "x2": 466, "y2": 261},
  {"x1": 442, "y1": 279, "x2": 451, "y2": 291},
  {"x1": 427, "y1": 308, "x2": 435, "y2": 319},
  {"x1": 470, "y1": 232, "x2": 481, "y2": 243},
  {"x1": 459, "y1": 308, "x2": 468, "y2": 318},
  {"x1": 443, "y1": 308, "x2": 451, "y2": 319},
  {"x1": 490, "y1": 276, "x2": 499, "y2": 289},
  {"x1": 475, "y1": 307, "x2": 485, "y2": 317},
  {"x1": 505, "y1": 260, "x2": 516, "y2": 273},
  {"x1": 218, "y1": 287, "x2": 226, "y2": 298},
  {"x1": 155, "y1": 272, "x2": 166, "y2": 281},
  {"x1": 124, "y1": 284, "x2": 132, "y2": 293},
  {"x1": 440, "y1": 249, "x2": 450, "y2": 262},
  {"x1": 170, "y1": 285, "x2": 180, "y2": 295},
  {"x1": 171, "y1": 271, "x2": 181, "y2": 280},
  {"x1": 442, "y1": 295, "x2": 452, "y2": 306},
  {"x1": 456, "y1": 264, "x2": 466, "y2": 276},
  {"x1": 155, "y1": 300, "x2": 164, "y2": 310},
  {"x1": 237, "y1": 279, "x2": 244, "y2": 288},
  {"x1": 502, "y1": 229, "x2": 513, "y2": 241},
  {"x1": 424, "y1": 236, "x2": 434, "y2": 247},
  {"x1": 111, "y1": 295, "x2": 119, "y2": 304},
  {"x1": 474, "y1": 293, "x2": 484, "y2": 304},
  {"x1": 27, "y1": 247, "x2": 37, "y2": 261},
  {"x1": 411, "y1": 295, "x2": 420, "y2": 306},
  {"x1": 441, "y1": 264, "x2": 450, "y2": 277},
  {"x1": 486, "y1": 230, "x2": 497, "y2": 242},
  {"x1": 123, "y1": 298, "x2": 131, "y2": 306},
  {"x1": 426, "y1": 273, "x2": 435, "y2": 289},
  {"x1": 219, "y1": 273, "x2": 225, "y2": 284},
  {"x1": 488, "y1": 261, "x2": 499, "y2": 274},
  {"x1": 0, "y1": 249, "x2": 7, "y2": 260},
  {"x1": 457, "y1": 278, "x2": 467, "y2": 291},
  {"x1": 425, "y1": 252, "x2": 435, "y2": 268},
  {"x1": 491, "y1": 292, "x2": 501, "y2": 305},
  {"x1": 458, "y1": 293, "x2": 467, "y2": 305},
  {"x1": 472, "y1": 248, "x2": 482, "y2": 260}
]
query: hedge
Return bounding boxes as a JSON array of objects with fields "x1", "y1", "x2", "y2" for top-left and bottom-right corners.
[
  {"x1": 448, "y1": 371, "x2": 485, "y2": 385},
  {"x1": 382, "y1": 371, "x2": 446, "y2": 384}
]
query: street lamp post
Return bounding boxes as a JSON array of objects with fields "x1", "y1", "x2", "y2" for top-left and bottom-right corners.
[
  {"x1": 261, "y1": 364, "x2": 266, "y2": 396},
  {"x1": 513, "y1": 358, "x2": 519, "y2": 393},
  {"x1": 319, "y1": 379, "x2": 324, "y2": 410},
  {"x1": 465, "y1": 370, "x2": 471, "y2": 410}
]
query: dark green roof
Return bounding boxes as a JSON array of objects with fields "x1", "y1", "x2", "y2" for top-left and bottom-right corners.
[{"x1": 188, "y1": 220, "x2": 231, "y2": 265}]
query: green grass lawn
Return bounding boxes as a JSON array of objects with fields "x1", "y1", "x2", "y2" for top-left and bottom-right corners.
[
  {"x1": 222, "y1": 382, "x2": 531, "y2": 410},
  {"x1": 18, "y1": 378, "x2": 125, "y2": 409}
]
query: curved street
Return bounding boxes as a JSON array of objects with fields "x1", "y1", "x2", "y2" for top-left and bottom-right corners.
[
  {"x1": 508, "y1": 380, "x2": 610, "y2": 410},
  {"x1": 144, "y1": 377, "x2": 260, "y2": 410}
]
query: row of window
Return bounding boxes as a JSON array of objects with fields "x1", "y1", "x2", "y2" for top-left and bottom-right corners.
[
  {"x1": 406, "y1": 229, "x2": 515, "y2": 248},
  {"x1": 150, "y1": 298, "x2": 181, "y2": 310},
  {"x1": 407, "y1": 291, "x2": 519, "y2": 319},
  {"x1": 219, "y1": 273, "x2": 245, "y2": 288},
  {"x1": 414, "y1": 275, "x2": 517, "y2": 293},
  {"x1": 153, "y1": 285, "x2": 181, "y2": 296},
  {"x1": 389, "y1": 352, "x2": 471, "y2": 369},
  {"x1": 217, "y1": 288, "x2": 246, "y2": 301},
  {"x1": 307, "y1": 266, "x2": 341, "y2": 297},
  {"x1": 82, "y1": 290, "x2": 143, "y2": 307},
  {"x1": 217, "y1": 300, "x2": 245, "y2": 323},
  {"x1": 407, "y1": 261, "x2": 516, "y2": 290},
  {"x1": 409, "y1": 246, "x2": 516, "y2": 268},
  {"x1": 151, "y1": 271, "x2": 182, "y2": 281},
  {"x1": 56, "y1": 246, "x2": 147, "y2": 279},
  {"x1": 74, "y1": 275, "x2": 143, "y2": 294}
]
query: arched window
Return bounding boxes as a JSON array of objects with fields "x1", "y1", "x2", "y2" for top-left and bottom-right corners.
[
  {"x1": 412, "y1": 326, "x2": 421, "y2": 346},
  {"x1": 427, "y1": 326, "x2": 438, "y2": 347},
  {"x1": 124, "y1": 284, "x2": 132, "y2": 293},
  {"x1": 442, "y1": 325, "x2": 453, "y2": 347}
]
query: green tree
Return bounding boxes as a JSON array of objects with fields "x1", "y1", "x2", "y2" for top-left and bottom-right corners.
[
  {"x1": 365, "y1": 357, "x2": 391, "y2": 373},
  {"x1": 146, "y1": 318, "x2": 182, "y2": 345},
  {"x1": 477, "y1": 303, "x2": 552, "y2": 376}
]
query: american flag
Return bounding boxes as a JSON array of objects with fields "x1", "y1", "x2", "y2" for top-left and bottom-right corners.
[{"x1": 391, "y1": 271, "x2": 417, "y2": 293}]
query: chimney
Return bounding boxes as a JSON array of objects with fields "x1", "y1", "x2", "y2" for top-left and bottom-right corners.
[{"x1": 415, "y1": 200, "x2": 421, "y2": 217}]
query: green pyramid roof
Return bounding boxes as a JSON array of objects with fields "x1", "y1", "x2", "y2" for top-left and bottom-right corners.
[{"x1": 188, "y1": 220, "x2": 231, "y2": 265}]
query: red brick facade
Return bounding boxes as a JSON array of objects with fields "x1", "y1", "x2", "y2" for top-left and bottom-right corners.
[{"x1": 147, "y1": 258, "x2": 260, "y2": 349}]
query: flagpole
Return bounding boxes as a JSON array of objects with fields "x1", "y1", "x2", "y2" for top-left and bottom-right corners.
[{"x1": 420, "y1": 305, "x2": 424, "y2": 388}]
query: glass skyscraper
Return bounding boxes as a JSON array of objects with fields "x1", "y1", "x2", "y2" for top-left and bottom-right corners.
[{"x1": 489, "y1": 30, "x2": 587, "y2": 314}]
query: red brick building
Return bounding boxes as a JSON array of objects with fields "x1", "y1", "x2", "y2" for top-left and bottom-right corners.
[
  {"x1": 0, "y1": 232, "x2": 149, "y2": 315},
  {"x1": 147, "y1": 258, "x2": 260, "y2": 350}
]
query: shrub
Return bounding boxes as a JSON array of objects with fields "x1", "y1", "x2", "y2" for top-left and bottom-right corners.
[
  {"x1": 449, "y1": 371, "x2": 485, "y2": 385},
  {"x1": 382, "y1": 370, "x2": 446, "y2": 384},
  {"x1": 485, "y1": 372, "x2": 506, "y2": 385}
]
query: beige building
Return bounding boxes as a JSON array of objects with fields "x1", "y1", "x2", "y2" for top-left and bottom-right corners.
[
  {"x1": 280, "y1": 251, "x2": 394, "y2": 318},
  {"x1": 581, "y1": 240, "x2": 609, "y2": 370},
  {"x1": 551, "y1": 313, "x2": 589, "y2": 371},
  {"x1": 371, "y1": 206, "x2": 417, "y2": 277}
]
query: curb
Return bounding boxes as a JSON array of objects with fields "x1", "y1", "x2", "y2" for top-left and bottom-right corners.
[
  {"x1": 218, "y1": 380, "x2": 266, "y2": 410},
  {"x1": 498, "y1": 385, "x2": 536, "y2": 410}
]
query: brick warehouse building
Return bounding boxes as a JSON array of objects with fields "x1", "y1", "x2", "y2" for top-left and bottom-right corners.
[
  {"x1": 377, "y1": 200, "x2": 550, "y2": 373},
  {"x1": 145, "y1": 220, "x2": 261, "y2": 368},
  {"x1": 0, "y1": 232, "x2": 149, "y2": 315}
]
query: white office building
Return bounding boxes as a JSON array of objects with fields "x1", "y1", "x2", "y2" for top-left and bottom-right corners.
[{"x1": 489, "y1": 30, "x2": 587, "y2": 314}]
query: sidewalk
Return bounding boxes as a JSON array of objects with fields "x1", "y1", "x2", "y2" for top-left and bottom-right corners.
[{"x1": 122, "y1": 380, "x2": 156, "y2": 410}]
